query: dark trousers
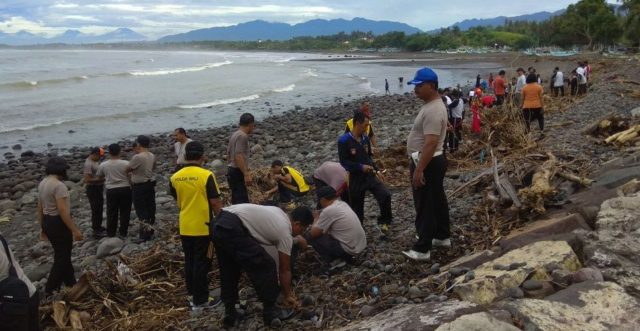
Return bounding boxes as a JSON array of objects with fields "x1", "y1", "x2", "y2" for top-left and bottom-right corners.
[
  {"x1": 181, "y1": 236, "x2": 211, "y2": 305},
  {"x1": 132, "y1": 181, "x2": 156, "y2": 239},
  {"x1": 553, "y1": 86, "x2": 565, "y2": 97},
  {"x1": 348, "y1": 173, "x2": 392, "y2": 225},
  {"x1": 578, "y1": 83, "x2": 587, "y2": 95},
  {"x1": 42, "y1": 215, "x2": 76, "y2": 293},
  {"x1": 496, "y1": 94, "x2": 505, "y2": 105},
  {"x1": 277, "y1": 182, "x2": 293, "y2": 203},
  {"x1": 85, "y1": 185, "x2": 104, "y2": 231},
  {"x1": 523, "y1": 108, "x2": 544, "y2": 131},
  {"x1": 212, "y1": 211, "x2": 279, "y2": 322},
  {"x1": 1, "y1": 290, "x2": 40, "y2": 331},
  {"x1": 410, "y1": 155, "x2": 450, "y2": 253},
  {"x1": 306, "y1": 233, "x2": 351, "y2": 264},
  {"x1": 106, "y1": 186, "x2": 132, "y2": 237},
  {"x1": 227, "y1": 167, "x2": 249, "y2": 204},
  {"x1": 447, "y1": 117, "x2": 462, "y2": 152},
  {"x1": 313, "y1": 178, "x2": 349, "y2": 208}
]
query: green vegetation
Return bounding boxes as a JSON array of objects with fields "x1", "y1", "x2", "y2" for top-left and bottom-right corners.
[{"x1": 160, "y1": 0, "x2": 637, "y2": 51}]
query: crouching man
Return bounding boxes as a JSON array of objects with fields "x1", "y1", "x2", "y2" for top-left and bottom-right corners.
[
  {"x1": 304, "y1": 186, "x2": 366, "y2": 273},
  {"x1": 212, "y1": 204, "x2": 313, "y2": 328}
]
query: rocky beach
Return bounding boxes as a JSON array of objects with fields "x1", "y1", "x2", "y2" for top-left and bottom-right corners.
[{"x1": 1, "y1": 53, "x2": 640, "y2": 330}]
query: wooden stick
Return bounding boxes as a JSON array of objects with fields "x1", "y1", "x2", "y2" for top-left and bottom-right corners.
[{"x1": 557, "y1": 172, "x2": 594, "y2": 186}]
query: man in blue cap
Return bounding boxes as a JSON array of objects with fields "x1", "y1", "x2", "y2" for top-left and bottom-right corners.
[{"x1": 403, "y1": 67, "x2": 451, "y2": 261}]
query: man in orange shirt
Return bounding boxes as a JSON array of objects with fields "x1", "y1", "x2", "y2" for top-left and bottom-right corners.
[
  {"x1": 520, "y1": 73, "x2": 545, "y2": 132},
  {"x1": 493, "y1": 70, "x2": 506, "y2": 106}
]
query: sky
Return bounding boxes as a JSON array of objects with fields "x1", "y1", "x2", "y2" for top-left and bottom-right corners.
[{"x1": 0, "y1": 0, "x2": 619, "y2": 39}]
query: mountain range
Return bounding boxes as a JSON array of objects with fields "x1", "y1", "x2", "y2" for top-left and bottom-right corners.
[
  {"x1": 0, "y1": 10, "x2": 578, "y2": 46},
  {"x1": 158, "y1": 18, "x2": 421, "y2": 43},
  {"x1": 0, "y1": 28, "x2": 147, "y2": 46}
]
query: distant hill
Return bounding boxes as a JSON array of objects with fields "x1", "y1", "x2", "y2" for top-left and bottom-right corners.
[
  {"x1": 449, "y1": 10, "x2": 564, "y2": 31},
  {"x1": 0, "y1": 28, "x2": 147, "y2": 46},
  {"x1": 158, "y1": 17, "x2": 422, "y2": 42}
]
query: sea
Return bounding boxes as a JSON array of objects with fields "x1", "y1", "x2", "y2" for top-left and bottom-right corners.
[{"x1": 0, "y1": 49, "x2": 497, "y2": 159}]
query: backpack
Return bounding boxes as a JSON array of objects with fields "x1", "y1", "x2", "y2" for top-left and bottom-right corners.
[{"x1": 0, "y1": 235, "x2": 31, "y2": 320}]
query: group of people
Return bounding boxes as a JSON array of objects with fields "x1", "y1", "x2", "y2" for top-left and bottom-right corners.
[{"x1": 2, "y1": 66, "x2": 465, "y2": 329}]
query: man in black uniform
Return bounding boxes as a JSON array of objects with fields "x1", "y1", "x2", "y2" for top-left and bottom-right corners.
[{"x1": 337, "y1": 111, "x2": 392, "y2": 236}]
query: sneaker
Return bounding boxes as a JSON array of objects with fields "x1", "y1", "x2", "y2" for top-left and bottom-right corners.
[
  {"x1": 402, "y1": 250, "x2": 431, "y2": 261},
  {"x1": 190, "y1": 297, "x2": 221, "y2": 311},
  {"x1": 432, "y1": 238, "x2": 452, "y2": 248},
  {"x1": 415, "y1": 234, "x2": 419, "y2": 240}
]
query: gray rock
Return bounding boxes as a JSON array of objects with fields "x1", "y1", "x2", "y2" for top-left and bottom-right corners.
[
  {"x1": 431, "y1": 263, "x2": 441, "y2": 274},
  {"x1": 250, "y1": 144, "x2": 263, "y2": 154},
  {"x1": 360, "y1": 305, "x2": 376, "y2": 317},
  {"x1": 434, "y1": 312, "x2": 520, "y2": 331},
  {"x1": 0, "y1": 199, "x2": 17, "y2": 212},
  {"x1": 506, "y1": 287, "x2": 524, "y2": 299},
  {"x1": 522, "y1": 280, "x2": 543, "y2": 291},
  {"x1": 26, "y1": 263, "x2": 51, "y2": 282},
  {"x1": 96, "y1": 237, "x2": 125, "y2": 258},
  {"x1": 155, "y1": 196, "x2": 173, "y2": 205},
  {"x1": 464, "y1": 271, "x2": 475, "y2": 282},
  {"x1": 572, "y1": 268, "x2": 604, "y2": 283},
  {"x1": 407, "y1": 286, "x2": 424, "y2": 299}
]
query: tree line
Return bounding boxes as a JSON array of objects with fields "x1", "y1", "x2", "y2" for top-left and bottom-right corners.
[{"x1": 166, "y1": 0, "x2": 640, "y2": 52}]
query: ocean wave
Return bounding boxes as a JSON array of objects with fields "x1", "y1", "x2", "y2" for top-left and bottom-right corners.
[
  {"x1": 272, "y1": 57, "x2": 295, "y2": 63},
  {"x1": 129, "y1": 60, "x2": 233, "y2": 76},
  {"x1": 0, "y1": 119, "x2": 70, "y2": 133},
  {"x1": 0, "y1": 75, "x2": 89, "y2": 89},
  {"x1": 305, "y1": 69, "x2": 319, "y2": 77},
  {"x1": 272, "y1": 84, "x2": 295, "y2": 93},
  {"x1": 178, "y1": 94, "x2": 260, "y2": 109}
]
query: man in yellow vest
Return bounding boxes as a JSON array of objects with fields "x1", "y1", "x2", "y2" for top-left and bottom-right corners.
[
  {"x1": 265, "y1": 160, "x2": 309, "y2": 204},
  {"x1": 170, "y1": 141, "x2": 223, "y2": 311},
  {"x1": 345, "y1": 102, "x2": 377, "y2": 149}
]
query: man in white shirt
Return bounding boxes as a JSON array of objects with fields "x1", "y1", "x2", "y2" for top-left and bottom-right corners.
[
  {"x1": 514, "y1": 67, "x2": 527, "y2": 108},
  {"x1": 576, "y1": 63, "x2": 588, "y2": 95},
  {"x1": 173, "y1": 128, "x2": 192, "y2": 172},
  {"x1": 552, "y1": 67, "x2": 565, "y2": 97}
]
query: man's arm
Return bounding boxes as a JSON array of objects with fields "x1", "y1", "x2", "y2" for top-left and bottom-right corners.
[
  {"x1": 309, "y1": 226, "x2": 323, "y2": 239},
  {"x1": 206, "y1": 175, "x2": 223, "y2": 216},
  {"x1": 278, "y1": 252, "x2": 296, "y2": 304},
  {"x1": 413, "y1": 134, "x2": 439, "y2": 187}
]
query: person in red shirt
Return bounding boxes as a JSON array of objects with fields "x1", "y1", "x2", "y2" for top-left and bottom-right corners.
[{"x1": 493, "y1": 70, "x2": 506, "y2": 105}]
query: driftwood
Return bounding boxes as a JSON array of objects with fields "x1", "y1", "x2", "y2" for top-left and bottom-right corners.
[
  {"x1": 491, "y1": 149, "x2": 522, "y2": 208},
  {"x1": 605, "y1": 125, "x2": 640, "y2": 144},
  {"x1": 518, "y1": 152, "x2": 557, "y2": 213},
  {"x1": 448, "y1": 167, "x2": 497, "y2": 199},
  {"x1": 557, "y1": 172, "x2": 594, "y2": 186}
]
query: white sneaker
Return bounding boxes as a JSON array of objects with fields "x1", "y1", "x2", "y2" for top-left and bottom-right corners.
[
  {"x1": 432, "y1": 238, "x2": 451, "y2": 248},
  {"x1": 402, "y1": 250, "x2": 430, "y2": 261}
]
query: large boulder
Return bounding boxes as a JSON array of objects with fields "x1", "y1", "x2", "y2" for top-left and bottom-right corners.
[
  {"x1": 435, "y1": 312, "x2": 519, "y2": 331},
  {"x1": 581, "y1": 193, "x2": 640, "y2": 293},
  {"x1": 503, "y1": 281, "x2": 640, "y2": 331},
  {"x1": 498, "y1": 214, "x2": 591, "y2": 252},
  {"x1": 338, "y1": 300, "x2": 481, "y2": 331},
  {"x1": 96, "y1": 237, "x2": 125, "y2": 258},
  {"x1": 453, "y1": 241, "x2": 581, "y2": 305}
]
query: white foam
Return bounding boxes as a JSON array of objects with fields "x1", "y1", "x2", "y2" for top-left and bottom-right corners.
[
  {"x1": 273, "y1": 57, "x2": 295, "y2": 63},
  {"x1": 0, "y1": 119, "x2": 68, "y2": 133},
  {"x1": 129, "y1": 60, "x2": 233, "y2": 76},
  {"x1": 273, "y1": 84, "x2": 295, "y2": 93},
  {"x1": 305, "y1": 69, "x2": 319, "y2": 77},
  {"x1": 178, "y1": 94, "x2": 260, "y2": 109}
]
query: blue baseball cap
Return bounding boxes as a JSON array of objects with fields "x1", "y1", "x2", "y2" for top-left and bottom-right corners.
[{"x1": 407, "y1": 67, "x2": 438, "y2": 85}]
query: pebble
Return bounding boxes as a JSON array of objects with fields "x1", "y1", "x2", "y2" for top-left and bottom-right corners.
[
  {"x1": 508, "y1": 262, "x2": 527, "y2": 271},
  {"x1": 572, "y1": 267, "x2": 604, "y2": 283},
  {"x1": 507, "y1": 287, "x2": 524, "y2": 299},
  {"x1": 464, "y1": 271, "x2": 475, "y2": 282},
  {"x1": 430, "y1": 263, "x2": 441, "y2": 274},
  {"x1": 360, "y1": 305, "x2": 376, "y2": 317}
]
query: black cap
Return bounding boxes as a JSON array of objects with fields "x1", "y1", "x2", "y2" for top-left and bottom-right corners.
[{"x1": 317, "y1": 186, "x2": 337, "y2": 200}]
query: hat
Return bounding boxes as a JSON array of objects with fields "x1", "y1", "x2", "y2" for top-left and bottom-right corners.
[
  {"x1": 407, "y1": 67, "x2": 438, "y2": 85},
  {"x1": 317, "y1": 186, "x2": 337, "y2": 200}
]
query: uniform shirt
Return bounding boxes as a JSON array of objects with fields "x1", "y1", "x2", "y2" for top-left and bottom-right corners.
[
  {"x1": 522, "y1": 83, "x2": 544, "y2": 109},
  {"x1": 0, "y1": 239, "x2": 36, "y2": 297},
  {"x1": 38, "y1": 176, "x2": 69, "y2": 216},
  {"x1": 170, "y1": 165, "x2": 220, "y2": 236},
  {"x1": 227, "y1": 130, "x2": 249, "y2": 168},
  {"x1": 224, "y1": 204, "x2": 293, "y2": 255},
  {"x1": 174, "y1": 138, "x2": 193, "y2": 165},
  {"x1": 129, "y1": 151, "x2": 156, "y2": 184},
  {"x1": 83, "y1": 157, "x2": 101, "y2": 186},
  {"x1": 279, "y1": 166, "x2": 309, "y2": 193},
  {"x1": 576, "y1": 67, "x2": 587, "y2": 85},
  {"x1": 98, "y1": 159, "x2": 130, "y2": 189},
  {"x1": 313, "y1": 161, "x2": 347, "y2": 191},
  {"x1": 337, "y1": 132, "x2": 375, "y2": 174},
  {"x1": 407, "y1": 99, "x2": 448, "y2": 155},
  {"x1": 315, "y1": 200, "x2": 366, "y2": 255},
  {"x1": 494, "y1": 76, "x2": 506, "y2": 96}
]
